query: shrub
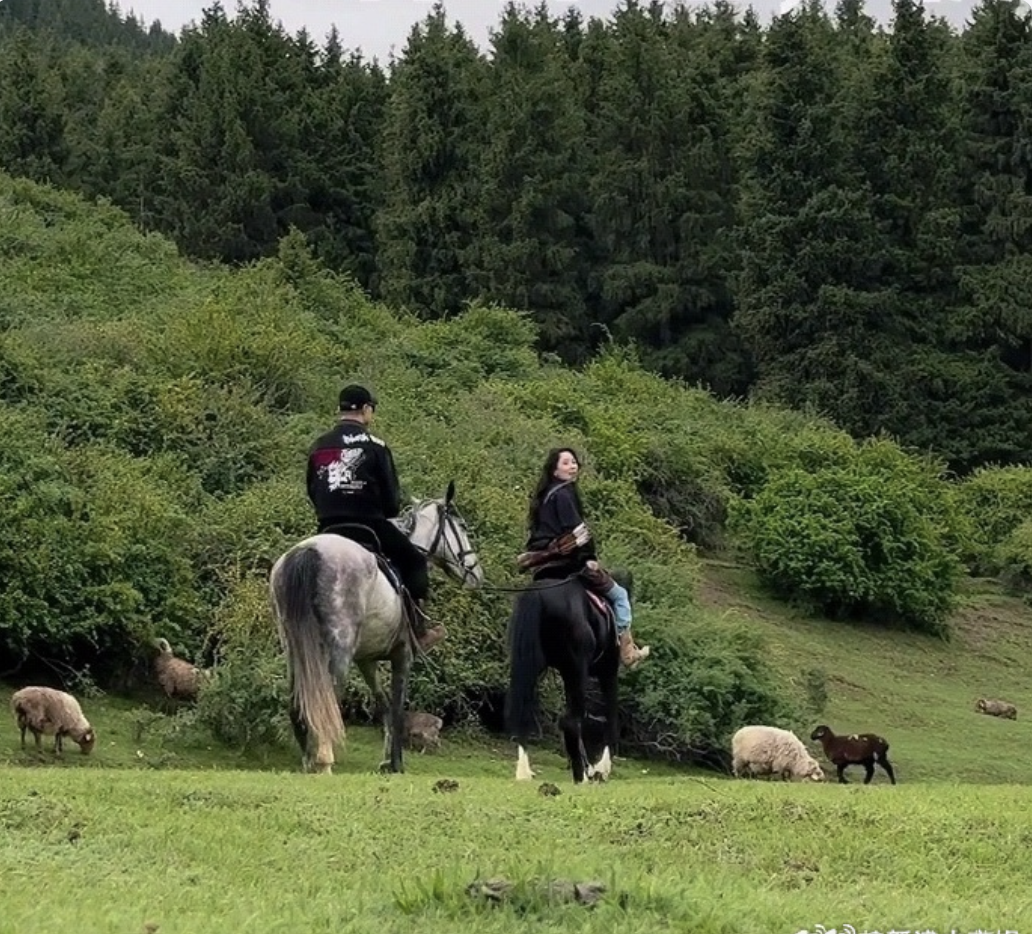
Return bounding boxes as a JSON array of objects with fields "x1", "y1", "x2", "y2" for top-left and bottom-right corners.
[
  {"x1": 997, "y1": 518, "x2": 1032, "y2": 599},
  {"x1": 193, "y1": 646, "x2": 291, "y2": 753},
  {"x1": 954, "y1": 465, "x2": 1032, "y2": 575},
  {"x1": 730, "y1": 440, "x2": 964, "y2": 637},
  {"x1": 0, "y1": 181, "x2": 824, "y2": 769},
  {"x1": 0, "y1": 412, "x2": 205, "y2": 675},
  {"x1": 618, "y1": 616, "x2": 802, "y2": 766},
  {"x1": 801, "y1": 666, "x2": 829, "y2": 715}
]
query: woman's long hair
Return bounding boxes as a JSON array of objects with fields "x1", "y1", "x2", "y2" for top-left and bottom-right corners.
[{"x1": 526, "y1": 447, "x2": 585, "y2": 531}]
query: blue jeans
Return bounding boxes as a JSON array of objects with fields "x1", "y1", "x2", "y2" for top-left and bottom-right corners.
[{"x1": 604, "y1": 581, "x2": 632, "y2": 633}]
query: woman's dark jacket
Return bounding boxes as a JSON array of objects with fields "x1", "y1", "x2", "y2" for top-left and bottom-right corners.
[{"x1": 525, "y1": 480, "x2": 597, "y2": 567}]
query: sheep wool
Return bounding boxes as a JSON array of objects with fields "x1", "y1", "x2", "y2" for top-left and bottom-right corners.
[
  {"x1": 404, "y1": 711, "x2": 443, "y2": 753},
  {"x1": 11, "y1": 686, "x2": 96, "y2": 755},
  {"x1": 154, "y1": 637, "x2": 207, "y2": 701},
  {"x1": 731, "y1": 725, "x2": 825, "y2": 782},
  {"x1": 975, "y1": 698, "x2": 1017, "y2": 720}
]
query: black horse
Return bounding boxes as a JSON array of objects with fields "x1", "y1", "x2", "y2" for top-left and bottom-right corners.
[{"x1": 503, "y1": 570, "x2": 625, "y2": 784}]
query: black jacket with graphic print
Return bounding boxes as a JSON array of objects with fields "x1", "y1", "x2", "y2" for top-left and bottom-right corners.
[{"x1": 306, "y1": 418, "x2": 403, "y2": 528}]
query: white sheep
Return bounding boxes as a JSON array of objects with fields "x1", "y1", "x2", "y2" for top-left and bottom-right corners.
[
  {"x1": 11, "y1": 686, "x2": 96, "y2": 755},
  {"x1": 731, "y1": 725, "x2": 825, "y2": 782},
  {"x1": 153, "y1": 637, "x2": 208, "y2": 702}
]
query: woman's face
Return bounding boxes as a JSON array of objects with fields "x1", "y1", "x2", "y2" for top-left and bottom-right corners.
[{"x1": 553, "y1": 450, "x2": 580, "y2": 483}]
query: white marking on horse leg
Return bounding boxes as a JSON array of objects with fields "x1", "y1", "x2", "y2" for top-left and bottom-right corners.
[
  {"x1": 515, "y1": 745, "x2": 535, "y2": 781},
  {"x1": 590, "y1": 746, "x2": 612, "y2": 781}
]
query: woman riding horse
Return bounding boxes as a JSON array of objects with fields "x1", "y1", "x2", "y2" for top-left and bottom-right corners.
[{"x1": 520, "y1": 447, "x2": 649, "y2": 668}]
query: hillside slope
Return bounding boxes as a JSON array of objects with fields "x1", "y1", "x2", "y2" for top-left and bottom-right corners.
[
  {"x1": 699, "y1": 559, "x2": 1032, "y2": 784},
  {"x1": 2, "y1": 171, "x2": 1030, "y2": 778}
]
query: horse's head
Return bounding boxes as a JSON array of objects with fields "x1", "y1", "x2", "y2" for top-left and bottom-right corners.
[{"x1": 404, "y1": 480, "x2": 484, "y2": 589}]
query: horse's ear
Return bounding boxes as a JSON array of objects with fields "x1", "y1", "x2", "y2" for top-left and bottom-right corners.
[
  {"x1": 411, "y1": 495, "x2": 420, "y2": 505},
  {"x1": 445, "y1": 479, "x2": 456, "y2": 504}
]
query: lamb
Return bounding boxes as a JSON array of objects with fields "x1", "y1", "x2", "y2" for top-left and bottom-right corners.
[
  {"x1": 810, "y1": 724, "x2": 896, "y2": 785},
  {"x1": 153, "y1": 637, "x2": 207, "y2": 702},
  {"x1": 731, "y1": 725, "x2": 825, "y2": 782},
  {"x1": 975, "y1": 698, "x2": 1017, "y2": 720},
  {"x1": 11, "y1": 686, "x2": 96, "y2": 755},
  {"x1": 405, "y1": 711, "x2": 443, "y2": 753}
]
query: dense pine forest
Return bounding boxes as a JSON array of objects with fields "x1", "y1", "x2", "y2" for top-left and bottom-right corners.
[{"x1": 2, "y1": 0, "x2": 1031, "y2": 473}]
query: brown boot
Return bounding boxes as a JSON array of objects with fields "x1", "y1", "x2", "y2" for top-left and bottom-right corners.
[
  {"x1": 412, "y1": 598, "x2": 447, "y2": 652},
  {"x1": 417, "y1": 624, "x2": 447, "y2": 651},
  {"x1": 619, "y1": 630, "x2": 650, "y2": 669}
]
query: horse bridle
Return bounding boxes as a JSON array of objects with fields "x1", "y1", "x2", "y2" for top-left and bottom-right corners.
[
  {"x1": 408, "y1": 500, "x2": 580, "y2": 595},
  {"x1": 410, "y1": 500, "x2": 480, "y2": 589}
]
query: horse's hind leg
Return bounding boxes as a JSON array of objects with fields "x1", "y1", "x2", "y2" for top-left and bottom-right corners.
[
  {"x1": 357, "y1": 659, "x2": 391, "y2": 770},
  {"x1": 559, "y1": 661, "x2": 590, "y2": 784},
  {"x1": 384, "y1": 641, "x2": 412, "y2": 774},
  {"x1": 515, "y1": 743, "x2": 536, "y2": 781},
  {"x1": 863, "y1": 760, "x2": 876, "y2": 784},
  {"x1": 878, "y1": 753, "x2": 897, "y2": 785}
]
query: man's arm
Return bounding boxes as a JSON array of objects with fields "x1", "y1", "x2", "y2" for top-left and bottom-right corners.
[
  {"x1": 380, "y1": 445, "x2": 403, "y2": 519},
  {"x1": 305, "y1": 454, "x2": 317, "y2": 507}
]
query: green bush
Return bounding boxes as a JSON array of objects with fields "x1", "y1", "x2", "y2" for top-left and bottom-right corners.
[
  {"x1": 620, "y1": 617, "x2": 802, "y2": 765},
  {"x1": 996, "y1": 518, "x2": 1032, "y2": 598},
  {"x1": 730, "y1": 440, "x2": 964, "y2": 637},
  {"x1": 193, "y1": 646, "x2": 291, "y2": 753},
  {"x1": 954, "y1": 465, "x2": 1032, "y2": 575},
  {"x1": 0, "y1": 411, "x2": 205, "y2": 673}
]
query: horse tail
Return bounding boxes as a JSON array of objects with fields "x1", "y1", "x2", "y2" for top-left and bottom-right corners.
[
  {"x1": 505, "y1": 586, "x2": 547, "y2": 740},
  {"x1": 273, "y1": 544, "x2": 345, "y2": 751}
]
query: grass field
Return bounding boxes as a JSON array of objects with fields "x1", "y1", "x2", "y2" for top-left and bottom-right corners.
[
  {"x1": 3, "y1": 562, "x2": 1032, "y2": 933},
  {"x1": 699, "y1": 559, "x2": 1032, "y2": 785},
  {"x1": 1, "y1": 763, "x2": 1030, "y2": 933}
]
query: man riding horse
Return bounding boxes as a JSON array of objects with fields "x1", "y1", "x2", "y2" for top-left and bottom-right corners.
[{"x1": 306, "y1": 384, "x2": 445, "y2": 652}]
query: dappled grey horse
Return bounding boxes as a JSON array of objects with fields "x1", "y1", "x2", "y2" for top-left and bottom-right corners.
[{"x1": 269, "y1": 481, "x2": 484, "y2": 774}]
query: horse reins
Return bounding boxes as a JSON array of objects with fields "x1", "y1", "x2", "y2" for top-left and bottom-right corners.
[{"x1": 411, "y1": 500, "x2": 585, "y2": 595}]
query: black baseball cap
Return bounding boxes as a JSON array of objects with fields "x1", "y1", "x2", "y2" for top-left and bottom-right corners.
[{"x1": 339, "y1": 384, "x2": 377, "y2": 411}]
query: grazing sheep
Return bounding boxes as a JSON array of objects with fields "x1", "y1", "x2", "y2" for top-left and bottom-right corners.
[
  {"x1": 153, "y1": 637, "x2": 207, "y2": 702},
  {"x1": 975, "y1": 698, "x2": 1017, "y2": 720},
  {"x1": 11, "y1": 686, "x2": 96, "y2": 755},
  {"x1": 810, "y1": 724, "x2": 896, "y2": 785},
  {"x1": 405, "y1": 711, "x2": 443, "y2": 753},
  {"x1": 731, "y1": 725, "x2": 825, "y2": 782}
]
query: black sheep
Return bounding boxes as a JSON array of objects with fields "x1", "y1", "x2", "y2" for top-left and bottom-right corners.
[{"x1": 810, "y1": 724, "x2": 897, "y2": 785}]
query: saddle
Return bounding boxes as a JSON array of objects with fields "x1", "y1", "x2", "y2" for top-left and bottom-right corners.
[
  {"x1": 583, "y1": 587, "x2": 618, "y2": 655},
  {"x1": 320, "y1": 522, "x2": 425, "y2": 645}
]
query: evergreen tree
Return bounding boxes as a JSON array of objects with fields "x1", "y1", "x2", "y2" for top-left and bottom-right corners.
[
  {"x1": 301, "y1": 46, "x2": 388, "y2": 293},
  {"x1": 375, "y1": 4, "x2": 486, "y2": 317},
  {"x1": 735, "y1": 1, "x2": 894, "y2": 428},
  {"x1": 0, "y1": 28, "x2": 68, "y2": 184},
  {"x1": 466, "y1": 2, "x2": 589, "y2": 355},
  {"x1": 586, "y1": 1, "x2": 741, "y2": 393}
]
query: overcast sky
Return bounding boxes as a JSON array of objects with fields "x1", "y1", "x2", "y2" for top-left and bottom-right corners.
[
  {"x1": 116, "y1": 0, "x2": 988, "y2": 62},
  {"x1": 117, "y1": 1, "x2": 618, "y2": 62}
]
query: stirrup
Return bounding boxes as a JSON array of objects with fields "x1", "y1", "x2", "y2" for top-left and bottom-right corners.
[{"x1": 402, "y1": 594, "x2": 438, "y2": 655}]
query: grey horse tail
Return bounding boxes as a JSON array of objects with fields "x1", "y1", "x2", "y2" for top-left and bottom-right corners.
[{"x1": 276, "y1": 545, "x2": 345, "y2": 750}]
